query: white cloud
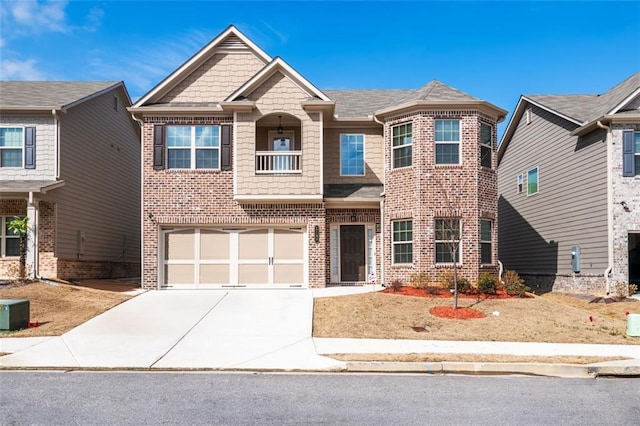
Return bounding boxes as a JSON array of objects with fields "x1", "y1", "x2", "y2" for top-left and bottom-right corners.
[
  {"x1": 9, "y1": 0, "x2": 70, "y2": 33},
  {"x1": 0, "y1": 58, "x2": 46, "y2": 80}
]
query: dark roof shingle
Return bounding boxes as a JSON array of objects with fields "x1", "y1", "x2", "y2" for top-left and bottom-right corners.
[{"x1": 0, "y1": 81, "x2": 120, "y2": 108}]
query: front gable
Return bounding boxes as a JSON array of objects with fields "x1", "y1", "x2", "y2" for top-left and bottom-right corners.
[{"x1": 133, "y1": 26, "x2": 271, "y2": 108}]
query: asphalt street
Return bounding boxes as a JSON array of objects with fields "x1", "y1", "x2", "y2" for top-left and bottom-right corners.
[{"x1": 1, "y1": 371, "x2": 638, "y2": 425}]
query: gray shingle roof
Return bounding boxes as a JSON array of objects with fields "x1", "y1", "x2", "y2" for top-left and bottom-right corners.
[
  {"x1": 323, "y1": 184, "x2": 384, "y2": 199},
  {"x1": 393, "y1": 80, "x2": 481, "y2": 104},
  {"x1": 526, "y1": 72, "x2": 640, "y2": 123},
  {"x1": 324, "y1": 80, "x2": 483, "y2": 118},
  {"x1": 323, "y1": 89, "x2": 411, "y2": 118},
  {"x1": 0, "y1": 81, "x2": 120, "y2": 108}
]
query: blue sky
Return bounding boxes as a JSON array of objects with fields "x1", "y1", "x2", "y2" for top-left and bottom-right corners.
[{"x1": 1, "y1": 0, "x2": 639, "y2": 137}]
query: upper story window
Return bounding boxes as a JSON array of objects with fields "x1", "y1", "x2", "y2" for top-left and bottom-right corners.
[
  {"x1": 622, "y1": 131, "x2": 640, "y2": 177},
  {"x1": 0, "y1": 127, "x2": 23, "y2": 168},
  {"x1": 527, "y1": 167, "x2": 539, "y2": 195},
  {"x1": 480, "y1": 123, "x2": 493, "y2": 168},
  {"x1": 1, "y1": 216, "x2": 21, "y2": 257},
  {"x1": 392, "y1": 123, "x2": 412, "y2": 168},
  {"x1": 392, "y1": 219, "x2": 413, "y2": 264},
  {"x1": 435, "y1": 119, "x2": 460, "y2": 165},
  {"x1": 517, "y1": 173, "x2": 523, "y2": 193},
  {"x1": 167, "y1": 125, "x2": 220, "y2": 170},
  {"x1": 340, "y1": 134, "x2": 364, "y2": 176}
]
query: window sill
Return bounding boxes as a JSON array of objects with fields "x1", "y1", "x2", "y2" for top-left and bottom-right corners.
[{"x1": 163, "y1": 168, "x2": 224, "y2": 174}]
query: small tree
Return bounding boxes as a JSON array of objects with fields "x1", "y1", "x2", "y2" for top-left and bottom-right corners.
[
  {"x1": 435, "y1": 217, "x2": 461, "y2": 309},
  {"x1": 7, "y1": 216, "x2": 29, "y2": 281}
]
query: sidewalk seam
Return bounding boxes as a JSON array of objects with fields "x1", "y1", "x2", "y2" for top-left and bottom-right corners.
[{"x1": 149, "y1": 292, "x2": 230, "y2": 368}]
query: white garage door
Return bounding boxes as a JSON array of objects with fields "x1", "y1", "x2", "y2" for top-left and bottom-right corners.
[{"x1": 162, "y1": 227, "x2": 306, "y2": 289}]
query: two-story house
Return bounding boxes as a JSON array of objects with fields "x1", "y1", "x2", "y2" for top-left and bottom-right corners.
[
  {"x1": 130, "y1": 26, "x2": 506, "y2": 290},
  {"x1": 497, "y1": 72, "x2": 640, "y2": 296},
  {"x1": 0, "y1": 81, "x2": 141, "y2": 280}
]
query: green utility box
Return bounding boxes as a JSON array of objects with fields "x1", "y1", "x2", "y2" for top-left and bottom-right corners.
[
  {"x1": 628, "y1": 314, "x2": 640, "y2": 337},
  {"x1": 0, "y1": 299, "x2": 30, "y2": 331}
]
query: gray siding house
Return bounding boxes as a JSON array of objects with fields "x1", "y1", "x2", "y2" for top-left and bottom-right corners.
[
  {"x1": 0, "y1": 81, "x2": 141, "y2": 280},
  {"x1": 497, "y1": 72, "x2": 640, "y2": 296}
]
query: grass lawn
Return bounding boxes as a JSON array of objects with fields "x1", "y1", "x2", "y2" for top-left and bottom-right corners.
[
  {"x1": 313, "y1": 289, "x2": 640, "y2": 345},
  {"x1": 0, "y1": 281, "x2": 131, "y2": 337}
]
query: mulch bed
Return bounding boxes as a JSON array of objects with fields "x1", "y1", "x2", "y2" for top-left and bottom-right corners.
[
  {"x1": 429, "y1": 306, "x2": 486, "y2": 319},
  {"x1": 382, "y1": 285, "x2": 527, "y2": 299}
]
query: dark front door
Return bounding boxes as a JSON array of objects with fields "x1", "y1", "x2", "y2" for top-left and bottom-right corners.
[
  {"x1": 629, "y1": 233, "x2": 640, "y2": 286},
  {"x1": 340, "y1": 225, "x2": 366, "y2": 282}
]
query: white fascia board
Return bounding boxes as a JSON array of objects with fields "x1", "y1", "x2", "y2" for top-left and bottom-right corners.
[
  {"x1": 608, "y1": 87, "x2": 640, "y2": 115},
  {"x1": 133, "y1": 25, "x2": 272, "y2": 108}
]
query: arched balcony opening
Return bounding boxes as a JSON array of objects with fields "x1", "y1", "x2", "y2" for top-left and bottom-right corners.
[{"x1": 255, "y1": 113, "x2": 302, "y2": 174}]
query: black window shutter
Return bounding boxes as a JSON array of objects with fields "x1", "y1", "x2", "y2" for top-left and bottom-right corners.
[
  {"x1": 153, "y1": 124, "x2": 165, "y2": 170},
  {"x1": 221, "y1": 125, "x2": 232, "y2": 170},
  {"x1": 24, "y1": 126, "x2": 36, "y2": 169},
  {"x1": 623, "y1": 131, "x2": 635, "y2": 177}
]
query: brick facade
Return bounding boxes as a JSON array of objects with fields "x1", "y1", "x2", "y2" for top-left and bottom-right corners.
[{"x1": 382, "y1": 111, "x2": 499, "y2": 286}]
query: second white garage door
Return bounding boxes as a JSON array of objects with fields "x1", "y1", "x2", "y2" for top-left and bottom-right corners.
[{"x1": 162, "y1": 227, "x2": 306, "y2": 289}]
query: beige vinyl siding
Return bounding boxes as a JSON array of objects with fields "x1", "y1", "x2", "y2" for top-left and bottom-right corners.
[
  {"x1": 497, "y1": 105, "x2": 608, "y2": 275},
  {"x1": 55, "y1": 87, "x2": 140, "y2": 263},
  {"x1": 0, "y1": 114, "x2": 56, "y2": 181},
  {"x1": 323, "y1": 127, "x2": 383, "y2": 184},
  {"x1": 159, "y1": 53, "x2": 266, "y2": 103},
  {"x1": 236, "y1": 71, "x2": 321, "y2": 196}
]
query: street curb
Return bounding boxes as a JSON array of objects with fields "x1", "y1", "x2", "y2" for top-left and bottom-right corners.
[{"x1": 343, "y1": 361, "x2": 640, "y2": 378}]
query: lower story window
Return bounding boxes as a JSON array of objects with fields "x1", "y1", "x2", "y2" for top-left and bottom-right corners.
[
  {"x1": 480, "y1": 219, "x2": 492, "y2": 264},
  {"x1": 392, "y1": 220, "x2": 413, "y2": 264},
  {"x1": 1, "y1": 216, "x2": 21, "y2": 257},
  {"x1": 435, "y1": 218, "x2": 461, "y2": 263}
]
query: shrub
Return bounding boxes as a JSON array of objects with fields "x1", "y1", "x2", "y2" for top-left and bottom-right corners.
[
  {"x1": 389, "y1": 279, "x2": 403, "y2": 292},
  {"x1": 410, "y1": 272, "x2": 431, "y2": 291},
  {"x1": 477, "y1": 273, "x2": 498, "y2": 295},
  {"x1": 424, "y1": 286, "x2": 442, "y2": 296},
  {"x1": 614, "y1": 282, "x2": 629, "y2": 298},
  {"x1": 503, "y1": 270, "x2": 530, "y2": 297},
  {"x1": 436, "y1": 269, "x2": 454, "y2": 289},
  {"x1": 630, "y1": 284, "x2": 638, "y2": 295},
  {"x1": 455, "y1": 277, "x2": 472, "y2": 294}
]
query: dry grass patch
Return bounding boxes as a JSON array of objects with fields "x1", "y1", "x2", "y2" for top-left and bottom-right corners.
[
  {"x1": 0, "y1": 282, "x2": 131, "y2": 337},
  {"x1": 313, "y1": 291, "x2": 640, "y2": 344},
  {"x1": 330, "y1": 353, "x2": 631, "y2": 364}
]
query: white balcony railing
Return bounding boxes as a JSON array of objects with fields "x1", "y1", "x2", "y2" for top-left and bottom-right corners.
[{"x1": 255, "y1": 151, "x2": 302, "y2": 174}]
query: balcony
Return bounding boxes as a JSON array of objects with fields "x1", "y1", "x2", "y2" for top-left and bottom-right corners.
[{"x1": 255, "y1": 151, "x2": 302, "y2": 174}]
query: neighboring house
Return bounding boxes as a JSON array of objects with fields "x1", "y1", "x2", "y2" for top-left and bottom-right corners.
[
  {"x1": 0, "y1": 81, "x2": 141, "y2": 280},
  {"x1": 129, "y1": 25, "x2": 506, "y2": 290},
  {"x1": 497, "y1": 72, "x2": 640, "y2": 296}
]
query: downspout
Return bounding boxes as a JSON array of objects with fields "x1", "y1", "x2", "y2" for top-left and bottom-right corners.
[
  {"x1": 373, "y1": 114, "x2": 385, "y2": 286},
  {"x1": 598, "y1": 120, "x2": 613, "y2": 295},
  {"x1": 131, "y1": 113, "x2": 145, "y2": 289},
  {"x1": 52, "y1": 109, "x2": 60, "y2": 179}
]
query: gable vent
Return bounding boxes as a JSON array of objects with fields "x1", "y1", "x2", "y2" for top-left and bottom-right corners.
[{"x1": 218, "y1": 35, "x2": 248, "y2": 51}]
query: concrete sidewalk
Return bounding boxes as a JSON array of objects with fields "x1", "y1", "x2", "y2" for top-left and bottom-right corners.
[{"x1": 1, "y1": 285, "x2": 639, "y2": 377}]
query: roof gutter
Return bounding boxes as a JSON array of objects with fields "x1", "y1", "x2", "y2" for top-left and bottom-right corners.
[{"x1": 598, "y1": 119, "x2": 613, "y2": 296}]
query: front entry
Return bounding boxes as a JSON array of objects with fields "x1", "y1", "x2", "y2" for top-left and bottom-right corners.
[
  {"x1": 340, "y1": 225, "x2": 366, "y2": 281},
  {"x1": 629, "y1": 233, "x2": 640, "y2": 286}
]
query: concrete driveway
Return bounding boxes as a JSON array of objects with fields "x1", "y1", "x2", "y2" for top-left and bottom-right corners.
[{"x1": 0, "y1": 290, "x2": 344, "y2": 370}]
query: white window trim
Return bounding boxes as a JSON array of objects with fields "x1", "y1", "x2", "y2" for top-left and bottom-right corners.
[
  {"x1": 480, "y1": 122, "x2": 493, "y2": 168},
  {"x1": 517, "y1": 173, "x2": 523, "y2": 194},
  {"x1": 0, "y1": 126, "x2": 25, "y2": 169},
  {"x1": 166, "y1": 125, "x2": 221, "y2": 170},
  {"x1": 329, "y1": 223, "x2": 376, "y2": 283},
  {"x1": 435, "y1": 218, "x2": 462, "y2": 265},
  {"x1": 435, "y1": 119, "x2": 461, "y2": 165},
  {"x1": 391, "y1": 219, "x2": 413, "y2": 265},
  {"x1": 480, "y1": 219, "x2": 492, "y2": 265},
  {"x1": 634, "y1": 132, "x2": 640, "y2": 174},
  {"x1": 527, "y1": 167, "x2": 539, "y2": 196},
  {"x1": 391, "y1": 123, "x2": 412, "y2": 169},
  {"x1": 339, "y1": 133, "x2": 366, "y2": 176},
  {"x1": 1, "y1": 216, "x2": 21, "y2": 258}
]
